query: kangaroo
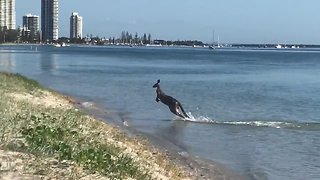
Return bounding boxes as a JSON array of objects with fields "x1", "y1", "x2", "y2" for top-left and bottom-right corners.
[{"x1": 153, "y1": 79, "x2": 190, "y2": 119}]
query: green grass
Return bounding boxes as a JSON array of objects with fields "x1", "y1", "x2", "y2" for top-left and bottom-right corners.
[
  {"x1": 0, "y1": 72, "x2": 43, "y2": 93},
  {"x1": 17, "y1": 113, "x2": 149, "y2": 179}
]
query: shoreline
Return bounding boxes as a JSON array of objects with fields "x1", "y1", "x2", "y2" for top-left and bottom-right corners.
[
  {"x1": 73, "y1": 90, "x2": 241, "y2": 179},
  {"x1": 0, "y1": 72, "x2": 239, "y2": 179}
]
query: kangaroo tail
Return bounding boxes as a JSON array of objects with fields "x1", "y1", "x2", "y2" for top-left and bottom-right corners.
[{"x1": 178, "y1": 102, "x2": 189, "y2": 118}]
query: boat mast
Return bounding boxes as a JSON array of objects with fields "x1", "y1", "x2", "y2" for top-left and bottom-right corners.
[{"x1": 212, "y1": 29, "x2": 215, "y2": 46}]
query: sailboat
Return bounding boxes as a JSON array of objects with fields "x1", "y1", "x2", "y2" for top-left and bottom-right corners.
[
  {"x1": 216, "y1": 35, "x2": 222, "y2": 48},
  {"x1": 209, "y1": 30, "x2": 216, "y2": 50},
  {"x1": 209, "y1": 30, "x2": 223, "y2": 49}
]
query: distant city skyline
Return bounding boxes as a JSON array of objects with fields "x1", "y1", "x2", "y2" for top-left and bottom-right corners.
[{"x1": 15, "y1": 0, "x2": 320, "y2": 44}]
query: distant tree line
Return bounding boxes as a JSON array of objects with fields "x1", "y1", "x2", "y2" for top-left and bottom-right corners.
[
  {"x1": 20, "y1": 29, "x2": 41, "y2": 43},
  {"x1": 119, "y1": 31, "x2": 152, "y2": 44},
  {"x1": 168, "y1": 40, "x2": 204, "y2": 46},
  {"x1": 0, "y1": 26, "x2": 39, "y2": 43},
  {"x1": 0, "y1": 27, "x2": 19, "y2": 43},
  {"x1": 80, "y1": 31, "x2": 153, "y2": 45},
  {"x1": 154, "y1": 40, "x2": 204, "y2": 46}
]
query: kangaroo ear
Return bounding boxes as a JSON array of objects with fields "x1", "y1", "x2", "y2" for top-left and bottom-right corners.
[{"x1": 157, "y1": 79, "x2": 160, "y2": 83}]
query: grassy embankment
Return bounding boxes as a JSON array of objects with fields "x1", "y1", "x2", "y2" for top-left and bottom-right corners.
[{"x1": 0, "y1": 72, "x2": 191, "y2": 179}]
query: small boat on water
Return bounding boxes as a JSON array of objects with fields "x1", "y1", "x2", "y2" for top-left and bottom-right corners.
[
  {"x1": 61, "y1": 42, "x2": 70, "y2": 47},
  {"x1": 53, "y1": 43, "x2": 61, "y2": 47},
  {"x1": 53, "y1": 42, "x2": 70, "y2": 48},
  {"x1": 291, "y1": 45, "x2": 299, "y2": 49},
  {"x1": 209, "y1": 30, "x2": 223, "y2": 50},
  {"x1": 209, "y1": 45, "x2": 215, "y2": 50}
]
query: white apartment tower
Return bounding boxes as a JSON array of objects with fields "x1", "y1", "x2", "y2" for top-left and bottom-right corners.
[
  {"x1": 0, "y1": 0, "x2": 16, "y2": 30},
  {"x1": 70, "y1": 12, "x2": 82, "y2": 39},
  {"x1": 41, "y1": 0, "x2": 58, "y2": 41}
]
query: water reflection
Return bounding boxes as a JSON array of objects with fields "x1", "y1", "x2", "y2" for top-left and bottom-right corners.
[
  {"x1": 157, "y1": 120, "x2": 190, "y2": 151},
  {"x1": 39, "y1": 52, "x2": 58, "y2": 73},
  {"x1": 0, "y1": 51, "x2": 15, "y2": 71}
]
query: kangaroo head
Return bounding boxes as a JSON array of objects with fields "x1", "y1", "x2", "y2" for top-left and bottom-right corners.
[{"x1": 153, "y1": 79, "x2": 160, "y2": 88}]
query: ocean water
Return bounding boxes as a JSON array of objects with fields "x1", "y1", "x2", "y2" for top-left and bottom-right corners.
[{"x1": 1, "y1": 45, "x2": 320, "y2": 180}]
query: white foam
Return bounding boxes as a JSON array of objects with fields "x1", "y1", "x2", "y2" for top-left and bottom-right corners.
[
  {"x1": 123, "y1": 120, "x2": 129, "y2": 127},
  {"x1": 81, "y1": 101, "x2": 94, "y2": 108},
  {"x1": 172, "y1": 112, "x2": 313, "y2": 130},
  {"x1": 219, "y1": 121, "x2": 296, "y2": 128},
  {"x1": 174, "y1": 112, "x2": 302, "y2": 129},
  {"x1": 178, "y1": 112, "x2": 215, "y2": 123}
]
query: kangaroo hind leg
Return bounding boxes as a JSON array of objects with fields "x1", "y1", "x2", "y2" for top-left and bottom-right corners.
[
  {"x1": 178, "y1": 103, "x2": 189, "y2": 119},
  {"x1": 169, "y1": 104, "x2": 185, "y2": 119}
]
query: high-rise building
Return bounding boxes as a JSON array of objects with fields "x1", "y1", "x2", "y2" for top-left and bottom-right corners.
[
  {"x1": 70, "y1": 12, "x2": 82, "y2": 39},
  {"x1": 0, "y1": 0, "x2": 16, "y2": 30},
  {"x1": 22, "y1": 14, "x2": 39, "y2": 41},
  {"x1": 23, "y1": 14, "x2": 39, "y2": 34},
  {"x1": 41, "y1": 0, "x2": 58, "y2": 41}
]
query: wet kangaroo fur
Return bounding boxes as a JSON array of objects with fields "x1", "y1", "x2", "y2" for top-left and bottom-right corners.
[{"x1": 153, "y1": 79, "x2": 190, "y2": 119}]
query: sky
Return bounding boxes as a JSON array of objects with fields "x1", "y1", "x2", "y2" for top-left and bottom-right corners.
[{"x1": 16, "y1": 0, "x2": 320, "y2": 44}]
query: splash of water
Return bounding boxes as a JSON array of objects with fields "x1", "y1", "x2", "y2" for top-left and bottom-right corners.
[
  {"x1": 180, "y1": 112, "x2": 215, "y2": 123},
  {"x1": 175, "y1": 112, "x2": 320, "y2": 130},
  {"x1": 219, "y1": 121, "x2": 295, "y2": 129}
]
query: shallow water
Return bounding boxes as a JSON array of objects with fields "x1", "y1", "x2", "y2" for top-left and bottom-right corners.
[{"x1": 1, "y1": 45, "x2": 320, "y2": 180}]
